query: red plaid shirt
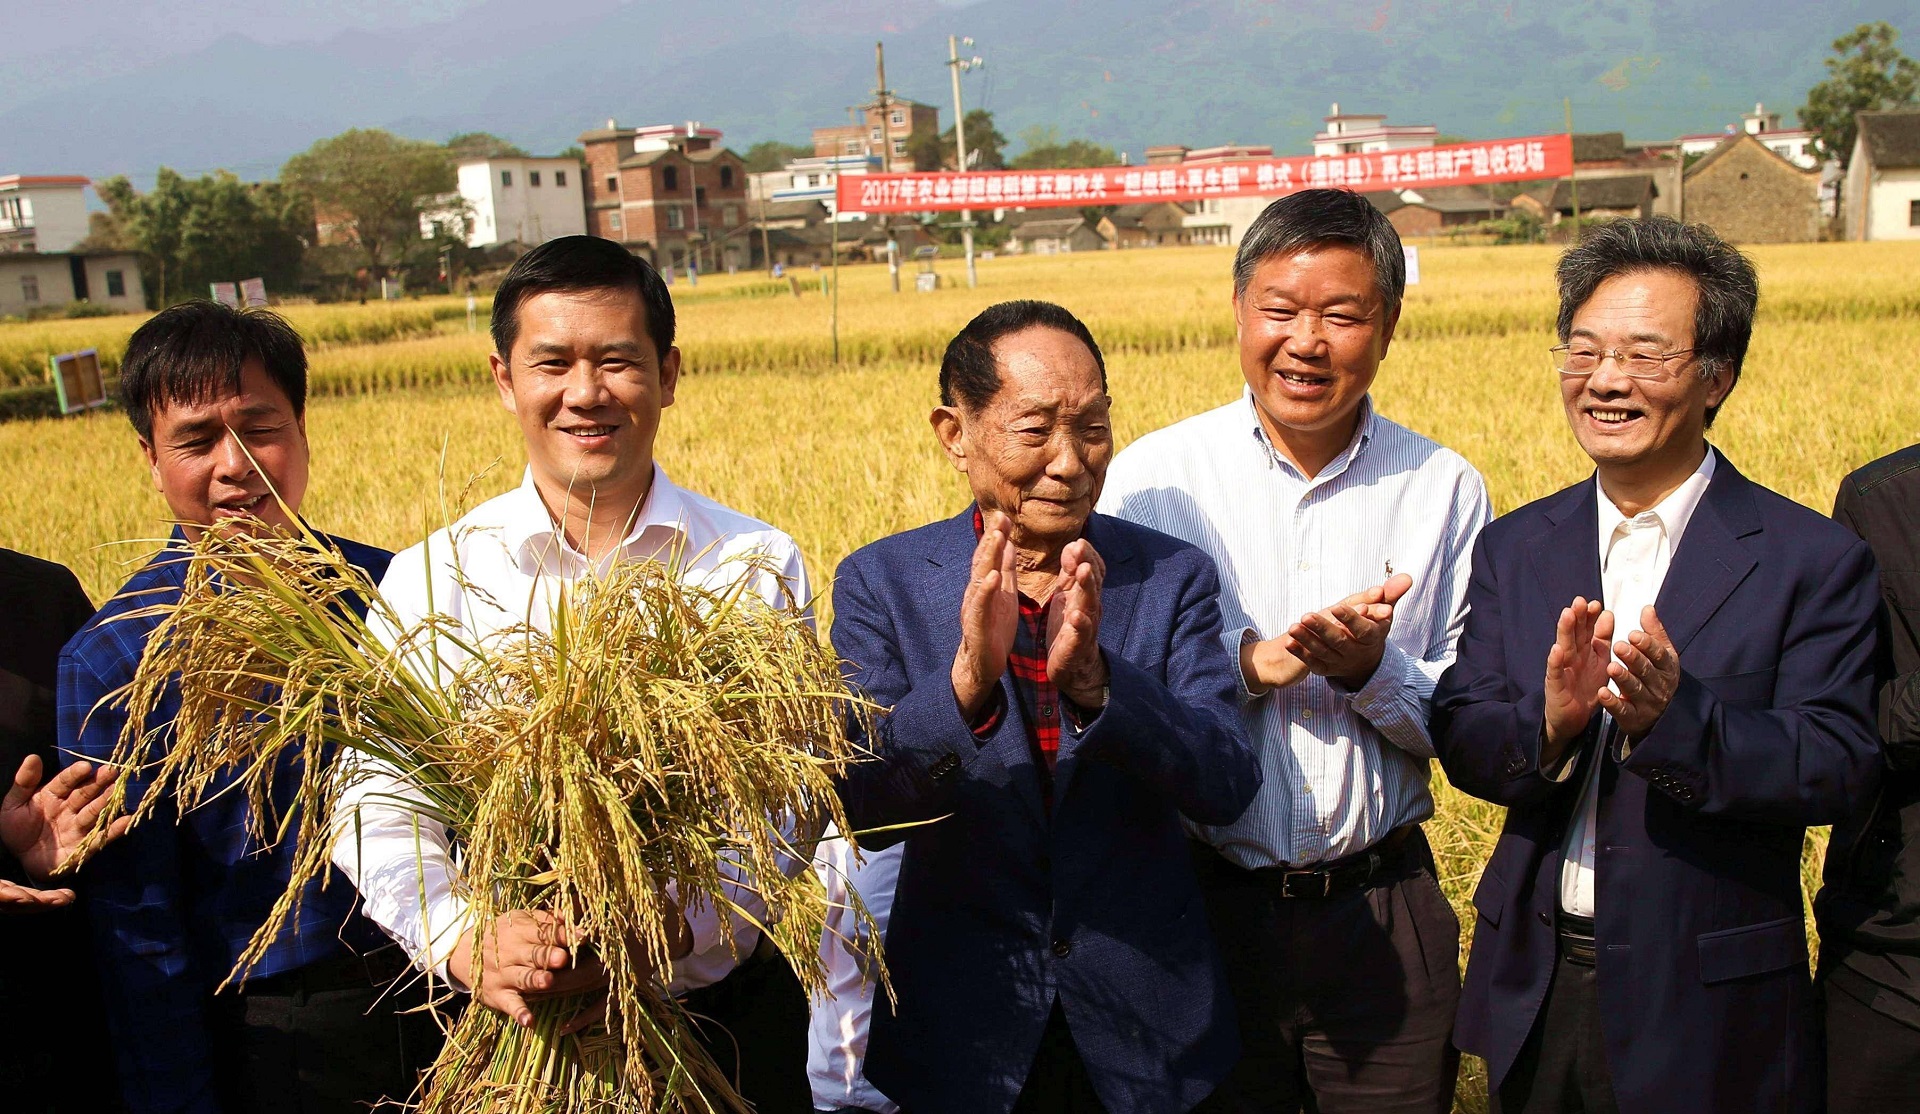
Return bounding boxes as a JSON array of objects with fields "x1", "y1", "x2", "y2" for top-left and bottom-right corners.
[{"x1": 971, "y1": 508, "x2": 1067, "y2": 808}]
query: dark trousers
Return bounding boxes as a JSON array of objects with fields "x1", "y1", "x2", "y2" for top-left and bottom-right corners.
[
  {"x1": 1823, "y1": 966, "x2": 1920, "y2": 1114},
  {"x1": 206, "y1": 948, "x2": 444, "y2": 1114},
  {"x1": 1011, "y1": 1001, "x2": 1108, "y2": 1114},
  {"x1": 1191, "y1": 829, "x2": 1460, "y2": 1114},
  {"x1": 681, "y1": 944, "x2": 813, "y2": 1114},
  {"x1": 1493, "y1": 949, "x2": 1619, "y2": 1114},
  {"x1": 1, "y1": 903, "x2": 124, "y2": 1114}
]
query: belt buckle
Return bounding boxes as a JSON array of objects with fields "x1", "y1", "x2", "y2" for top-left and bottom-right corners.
[{"x1": 1278, "y1": 869, "x2": 1331, "y2": 899}]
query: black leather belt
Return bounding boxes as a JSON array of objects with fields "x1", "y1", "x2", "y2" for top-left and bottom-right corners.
[
  {"x1": 233, "y1": 944, "x2": 413, "y2": 999},
  {"x1": 1250, "y1": 824, "x2": 1419, "y2": 900},
  {"x1": 1558, "y1": 912, "x2": 1597, "y2": 967}
]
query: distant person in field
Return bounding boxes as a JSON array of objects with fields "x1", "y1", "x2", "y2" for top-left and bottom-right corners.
[
  {"x1": 1099, "y1": 187, "x2": 1490, "y2": 1114},
  {"x1": 1816, "y1": 441, "x2": 1920, "y2": 1114},
  {"x1": 58, "y1": 302, "x2": 441, "y2": 1113},
  {"x1": 828, "y1": 299, "x2": 1261, "y2": 1114},
  {"x1": 1432, "y1": 218, "x2": 1882, "y2": 1113},
  {"x1": 328, "y1": 236, "x2": 818, "y2": 1113}
]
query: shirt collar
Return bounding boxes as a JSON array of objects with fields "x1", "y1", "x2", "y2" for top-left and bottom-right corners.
[
  {"x1": 1243, "y1": 387, "x2": 1376, "y2": 481},
  {"x1": 1596, "y1": 446, "x2": 1718, "y2": 551},
  {"x1": 501, "y1": 464, "x2": 690, "y2": 569}
]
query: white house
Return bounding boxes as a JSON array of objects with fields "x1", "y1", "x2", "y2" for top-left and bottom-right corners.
[
  {"x1": 750, "y1": 154, "x2": 879, "y2": 219},
  {"x1": 0, "y1": 175, "x2": 91, "y2": 254},
  {"x1": 1312, "y1": 105, "x2": 1436, "y2": 157},
  {"x1": 1678, "y1": 103, "x2": 1819, "y2": 170},
  {"x1": 0, "y1": 251, "x2": 146, "y2": 317},
  {"x1": 1845, "y1": 110, "x2": 1920, "y2": 241},
  {"x1": 424, "y1": 156, "x2": 585, "y2": 248}
]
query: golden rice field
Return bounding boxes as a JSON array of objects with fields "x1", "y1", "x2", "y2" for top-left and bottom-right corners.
[{"x1": 3, "y1": 242, "x2": 1917, "y2": 1110}]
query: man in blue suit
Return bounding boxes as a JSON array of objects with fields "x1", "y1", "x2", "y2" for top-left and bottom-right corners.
[
  {"x1": 830, "y1": 299, "x2": 1262, "y2": 1114},
  {"x1": 1433, "y1": 218, "x2": 1882, "y2": 1113}
]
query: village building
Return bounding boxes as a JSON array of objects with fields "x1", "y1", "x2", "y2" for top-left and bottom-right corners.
[
  {"x1": 1512, "y1": 173, "x2": 1657, "y2": 223},
  {"x1": 812, "y1": 100, "x2": 939, "y2": 169},
  {"x1": 422, "y1": 155, "x2": 585, "y2": 248},
  {"x1": 1098, "y1": 202, "x2": 1193, "y2": 248},
  {"x1": 1679, "y1": 103, "x2": 1820, "y2": 170},
  {"x1": 1312, "y1": 105, "x2": 1437, "y2": 157},
  {"x1": 1005, "y1": 215, "x2": 1106, "y2": 255},
  {"x1": 580, "y1": 121, "x2": 751, "y2": 271},
  {"x1": 0, "y1": 250, "x2": 146, "y2": 317},
  {"x1": 1363, "y1": 186, "x2": 1507, "y2": 236},
  {"x1": 0, "y1": 175, "x2": 91, "y2": 255},
  {"x1": 1681, "y1": 132, "x2": 1820, "y2": 243},
  {"x1": 1844, "y1": 110, "x2": 1920, "y2": 242}
]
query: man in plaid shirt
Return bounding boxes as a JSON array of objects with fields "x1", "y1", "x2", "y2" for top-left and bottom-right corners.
[
  {"x1": 828, "y1": 300, "x2": 1262, "y2": 1114},
  {"x1": 58, "y1": 302, "x2": 439, "y2": 1114}
]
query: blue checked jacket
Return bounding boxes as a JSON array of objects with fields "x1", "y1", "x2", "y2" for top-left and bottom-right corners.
[{"x1": 57, "y1": 529, "x2": 393, "y2": 1114}]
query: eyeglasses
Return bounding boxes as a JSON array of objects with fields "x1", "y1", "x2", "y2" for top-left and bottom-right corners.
[{"x1": 1550, "y1": 344, "x2": 1697, "y2": 380}]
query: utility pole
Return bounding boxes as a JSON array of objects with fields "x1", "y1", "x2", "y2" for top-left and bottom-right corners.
[
  {"x1": 947, "y1": 35, "x2": 984, "y2": 288},
  {"x1": 1565, "y1": 98, "x2": 1581, "y2": 242},
  {"x1": 874, "y1": 40, "x2": 900, "y2": 293},
  {"x1": 830, "y1": 178, "x2": 841, "y2": 364},
  {"x1": 758, "y1": 189, "x2": 773, "y2": 276}
]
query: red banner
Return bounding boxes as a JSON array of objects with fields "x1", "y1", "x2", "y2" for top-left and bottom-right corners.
[{"x1": 838, "y1": 133, "x2": 1572, "y2": 214}]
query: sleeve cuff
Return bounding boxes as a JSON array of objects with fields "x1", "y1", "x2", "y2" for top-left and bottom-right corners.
[
  {"x1": 1343, "y1": 640, "x2": 1414, "y2": 713},
  {"x1": 1223, "y1": 625, "x2": 1265, "y2": 702}
]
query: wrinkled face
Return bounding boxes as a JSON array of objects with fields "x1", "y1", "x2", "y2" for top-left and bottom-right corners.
[
  {"x1": 933, "y1": 325, "x2": 1113, "y2": 552},
  {"x1": 490, "y1": 287, "x2": 680, "y2": 505},
  {"x1": 141, "y1": 359, "x2": 309, "y2": 538},
  {"x1": 1559, "y1": 269, "x2": 1730, "y2": 471},
  {"x1": 1234, "y1": 244, "x2": 1396, "y2": 443}
]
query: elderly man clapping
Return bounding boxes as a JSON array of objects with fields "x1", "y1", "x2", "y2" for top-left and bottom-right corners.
[{"x1": 827, "y1": 300, "x2": 1261, "y2": 1114}]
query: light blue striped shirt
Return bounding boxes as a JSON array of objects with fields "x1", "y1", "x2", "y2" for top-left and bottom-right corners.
[{"x1": 1099, "y1": 391, "x2": 1491, "y2": 868}]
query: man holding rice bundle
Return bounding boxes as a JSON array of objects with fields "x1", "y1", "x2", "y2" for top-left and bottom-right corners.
[
  {"x1": 58, "y1": 301, "x2": 440, "y2": 1113},
  {"x1": 829, "y1": 299, "x2": 1262, "y2": 1113},
  {"x1": 330, "y1": 235, "x2": 817, "y2": 1111}
]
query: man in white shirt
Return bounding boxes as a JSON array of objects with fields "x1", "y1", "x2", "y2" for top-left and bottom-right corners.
[
  {"x1": 1434, "y1": 218, "x2": 1881, "y2": 1113},
  {"x1": 807, "y1": 837, "x2": 899, "y2": 1114},
  {"x1": 330, "y1": 236, "x2": 816, "y2": 1112},
  {"x1": 1101, "y1": 188, "x2": 1490, "y2": 1114}
]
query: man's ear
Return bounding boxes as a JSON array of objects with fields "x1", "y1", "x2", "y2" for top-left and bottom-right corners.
[
  {"x1": 1703, "y1": 361, "x2": 1736, "y2": 411},
  {"x1": 1378, "y1": 302, "x2": 1401, "y2": 360},
  {"x1": 488, "y1": 351, "x2": 516, "y2": 415},
  {"x1": 658, "y1": 345, "x2": 682, "y2": 409},
  {"x1": 139, "y1": 436, "x2": 163, "y2": 493},
  {"x1": 929, "y1": 405, "x2": 969, "y2": 474}
]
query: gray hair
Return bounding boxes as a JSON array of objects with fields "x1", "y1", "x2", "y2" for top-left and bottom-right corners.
[
  {"x1": 1555, "y1": 217, "x2": 1757, "y2": 427},
  {"x1": 1232, "y1": 188, "x2": 1406, "y2": 318}
]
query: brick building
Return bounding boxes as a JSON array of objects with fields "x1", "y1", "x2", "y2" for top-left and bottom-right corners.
[
  {"x1": 1364, "y1": 186, "x2": 1506, "y2": 237},
  {"x1": 1682, "y1": 132, "x2": 1819, "y2": 243},
  {"x1": 812, "y1": 100, "x2": 939, "y2": 169},
  {"x1": 580, "y1": 121, "x2": 751, "y2": 271}
]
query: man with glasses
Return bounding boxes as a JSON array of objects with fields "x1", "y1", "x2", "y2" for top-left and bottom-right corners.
[
  {"x1": 1101, "y1": 188, "x2": 1490, "y2": 1113},
  {"x1": 1434, "y1": 217, "x2": 1882, "y2": 1113}
]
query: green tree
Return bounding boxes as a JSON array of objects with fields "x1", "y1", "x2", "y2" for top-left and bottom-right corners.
[
  {"x1": 555, "y1": 145, "x2": 586, "y2": 164},
  {"x1": 1009, "y1": 125, "x2": 1118, "y2": 170},
  {"x1": 906, "y1": 121, "x2": 948, "y2": 171},
  {"x1": 1801, "y1": 21, "x2": 1920, "y2": 167},
  {"x1": 743, "y1": 140, "x2": 814, "y2": 173},
  {"x1": 90, "y1": 170, "x2": 311, "y2": 307},
  {"x1": 282, "y1": 129, "x2": 456, "y2": 279},
  {"x1": 948, "y1": 109, "x2": 1008, "y2": 170},
  {"x1": 446, "y1": 131, "x2": 530, "y2": 159}
]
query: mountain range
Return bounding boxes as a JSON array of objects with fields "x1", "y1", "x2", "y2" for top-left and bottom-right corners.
[{"x1": 6, "y1": 0, "x2": 1916, "y2": 185}]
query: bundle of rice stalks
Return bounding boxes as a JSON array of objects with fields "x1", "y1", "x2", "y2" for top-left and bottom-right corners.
[{"x1": 76, "y1": 522, "x2": 878, "y2": 1113}]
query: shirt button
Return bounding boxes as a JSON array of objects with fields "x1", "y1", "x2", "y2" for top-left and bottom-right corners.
[
  {"x1": 1297, "y1": 560, "x2": 1311, "y2": 571},
  {"x1": 1302, "y1": 783, "x2": 1312, "y2": 794},
  {"x1": 1040, "y1": 703, "x2": 1055, "y2": 720},
  {"x1": 1052, "y1": 940, "x2": 1072, "y2": 958}
]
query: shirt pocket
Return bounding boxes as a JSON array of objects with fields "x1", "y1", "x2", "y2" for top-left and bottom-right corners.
[{"x1": 1697, "y1": 915, "x2": 1803, "y2": 984}]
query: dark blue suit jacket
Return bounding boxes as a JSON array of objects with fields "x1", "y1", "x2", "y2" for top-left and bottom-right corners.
[
  {"x1": 1433, "y1": 457, "x2": 1882, "y2": 1114},
  {"x1": 831, "y1": 508, "x2": 1261, "y2": 1114}
]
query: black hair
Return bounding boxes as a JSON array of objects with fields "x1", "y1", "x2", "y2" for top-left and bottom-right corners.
[
  {"x1": 119, "y1": 301, "x2": 307, "y2": 441},
  {"x1": 490, "y1": 235, "x2": 676, "y2": 360},
  {"x1": 1232, "y1": 188, "x2": 1406, "y2": 317},
  {"x1": 938, "y1": 300, "x2": 1107, "y2": 411},
  {"x1": 1555, "y1": 217, "x2": 1758, "y2": 426}
]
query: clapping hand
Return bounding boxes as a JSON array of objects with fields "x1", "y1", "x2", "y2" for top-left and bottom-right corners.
[
  {"x1": 0, "y1": 754, "x2": 131, "y2": 913},
  {"x1": 1542, "y1": 597, "x2": 1615, "y2": 767},
  {"x1": 1281, "y1": 572, "x2": 1414, "y2": 688},
  {"x1": 1046, "y1": 538, "x2": 1108, "y2": 712},
  {"x1": 1597, "y1": 606, "x2": 1680, "y2": 741},
  {"x1": 952, "y1": 511, "x2": 1021, "y2": 722}
]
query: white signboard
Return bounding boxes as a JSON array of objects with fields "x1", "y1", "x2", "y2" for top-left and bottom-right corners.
[{"x1": 1403, "y1": 246, "x2": 1421, "y2": 286}]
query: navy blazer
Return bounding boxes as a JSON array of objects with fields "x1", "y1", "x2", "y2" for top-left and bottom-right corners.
[
  {"x1": 1433, "y1": 456, "x2": 1882, "y2": 1114},
  {"x1": 831, "y1": 508, "x2": 1261, "y2": 1114}
]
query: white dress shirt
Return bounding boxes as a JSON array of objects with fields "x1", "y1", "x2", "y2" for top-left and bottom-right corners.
[
  {"x1": 329, "y1": 465, "x2": 810, "y2": 993},
  {"x1": 1558, "y1": 448, "x2": 1717, "y2": 917},
  {"x1": 807, "y1": 833, "x2": 900, "y2": 1113},
  {"x1": 1099, "y1": 391, "x2": 1491, "y2": 867}
]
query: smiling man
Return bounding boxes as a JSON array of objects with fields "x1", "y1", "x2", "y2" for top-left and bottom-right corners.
[
  {"x1": 1433, "y1": 218, "x2": 1882, "y2": 1113},
  {"x1": 58, "y1": 301, "x2": 437, "y2": 1114},
  {"x1": 329, "y1": 236, "x2": 817, "y2": 1111},
  {"x1": 1100, "y1": 189, "x2": 1489, "y2": 1114}
]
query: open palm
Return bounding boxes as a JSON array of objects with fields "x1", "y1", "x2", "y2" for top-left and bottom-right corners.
[{"x1": 1544, "y1": 598, "x2": 1615, "y2": 754}]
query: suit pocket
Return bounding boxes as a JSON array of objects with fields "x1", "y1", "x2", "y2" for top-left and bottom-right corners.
[
  {"x1": 1697, "y1": 668, "x2": 1776, "y2": 709},
  {"x1": 1471, "y1": 862, "x2": 1509, "y2": 929},
  {"x1": 1698, "y1": 915, "x2": 1803, "y2": 984}
]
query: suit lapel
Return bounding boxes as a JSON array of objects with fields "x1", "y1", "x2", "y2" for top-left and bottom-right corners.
[
  {"x1": 1051, "y1": 514, "x2": 1140, "y2": 809},
  {"x1": 1654, "y1": 457, "x2": 1760, "y2": 656},
  {"x1": 919, "y1": 506, "x2": 1049, "y2": 830},
  {"x1": 1527, "y1": 480, "x2": 1604, "y2": 613}
]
